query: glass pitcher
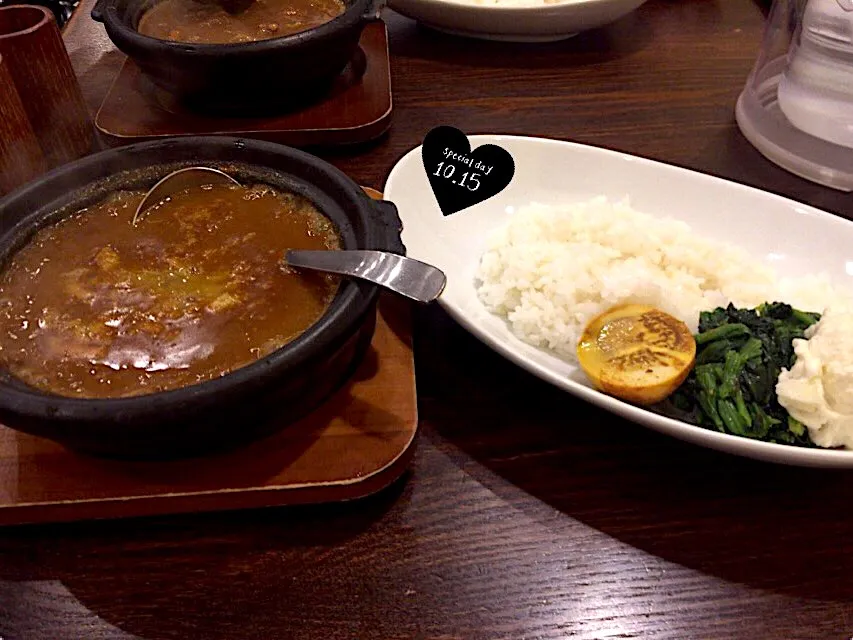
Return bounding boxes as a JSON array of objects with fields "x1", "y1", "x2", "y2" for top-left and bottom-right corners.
[{"x1": 736, "y1": 0, "x2": 853, "y2": 192}]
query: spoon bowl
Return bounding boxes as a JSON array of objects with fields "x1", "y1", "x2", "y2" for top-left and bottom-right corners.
[{"x1": 133, "y1": 166, "x2": 242, "y2": 224}]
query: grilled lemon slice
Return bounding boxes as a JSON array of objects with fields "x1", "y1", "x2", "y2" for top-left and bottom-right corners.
[{"x1": 577, "y1": 303, "x2": 696, "y2": 405}]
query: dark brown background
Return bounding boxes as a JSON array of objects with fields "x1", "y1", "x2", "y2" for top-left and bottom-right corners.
[{"x1": 3, "y1": 0, "x2": 853, "y2": 638}]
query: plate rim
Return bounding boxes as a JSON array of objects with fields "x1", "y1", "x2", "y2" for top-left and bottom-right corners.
[{"x1": 388, "y1": 0, "x2": 643, "y2": 14}]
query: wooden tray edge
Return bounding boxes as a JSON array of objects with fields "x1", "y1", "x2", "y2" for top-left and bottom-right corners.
[{"x1": 0, "y1": 420, "x2": 418, "y2": 527}]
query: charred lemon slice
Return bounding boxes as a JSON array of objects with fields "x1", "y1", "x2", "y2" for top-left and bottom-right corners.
[{"x1": 577, "y1": 303, "x2": 696, "y2": 405}]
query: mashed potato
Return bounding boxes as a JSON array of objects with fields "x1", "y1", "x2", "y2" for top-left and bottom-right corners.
[{"x1": 777, "y1": 306, "x2": 853, "y2": 449}]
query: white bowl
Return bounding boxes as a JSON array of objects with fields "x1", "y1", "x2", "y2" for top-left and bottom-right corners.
[{"x1": 386, "y1": 0, "x2": 649, "y2": 42}]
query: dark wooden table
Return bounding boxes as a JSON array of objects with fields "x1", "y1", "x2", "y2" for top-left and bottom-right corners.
[{"x1": 3, "y1": 1, "x2": 853, "y2": 638}]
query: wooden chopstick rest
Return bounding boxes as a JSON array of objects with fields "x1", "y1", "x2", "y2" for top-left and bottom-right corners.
[
  {"x1": 0, "y1": 5, "x2": 93, "y2": 170},
  {"x1": 0, "y1": 52, "x2": 47, "y2": 197}
]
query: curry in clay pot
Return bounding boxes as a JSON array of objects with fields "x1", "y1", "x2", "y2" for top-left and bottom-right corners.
[{"x1": 0, "y1": 182, "x2": 341, "y2": 399}]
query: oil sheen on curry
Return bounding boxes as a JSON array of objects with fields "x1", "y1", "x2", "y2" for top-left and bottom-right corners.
[
  {"x1": 0, "y1": 182, "x2": 341, "y2": 399},
  {"x1": 137, "y1": 0, "x2": 346, "y2": 44}
]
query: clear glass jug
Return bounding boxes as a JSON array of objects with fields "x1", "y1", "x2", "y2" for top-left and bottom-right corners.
[{"x1": 736, "y1": 0, "x2": 853, "y2": 192}]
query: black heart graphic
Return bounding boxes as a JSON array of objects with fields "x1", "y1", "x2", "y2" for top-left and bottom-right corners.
[{"x1": 421, "y1": 126, "x2": 515, "y2": 216}]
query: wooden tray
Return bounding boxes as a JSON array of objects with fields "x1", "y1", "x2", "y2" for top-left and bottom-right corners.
[
  {"x1": 95, "y1": 21, "x2": 393, "y2": 147},
  {"x1": 0, "y1": 291, "x2": 417, "y2": 527}
]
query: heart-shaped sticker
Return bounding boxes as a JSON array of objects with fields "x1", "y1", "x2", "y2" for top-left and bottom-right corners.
[{"x1": 421, "y1": 126, "x2": 515, "y2": 216}]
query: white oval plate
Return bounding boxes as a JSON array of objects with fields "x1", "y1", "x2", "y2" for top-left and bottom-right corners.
[
  {"x1": 384, "y1": 134, "x2": 853, "y2": 468},
  {"x1": 386, "y1": 0, "x2": 648, "y2": 43}
]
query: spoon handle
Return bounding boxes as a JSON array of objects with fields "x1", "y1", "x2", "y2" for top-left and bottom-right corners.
[{"x1": 285, "y1": 250, "x2": 446, "y2": 303}]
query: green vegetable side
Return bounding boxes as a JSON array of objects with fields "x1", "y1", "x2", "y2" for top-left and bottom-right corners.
[{"x1": 657, "y1": 302, "x2": 820, "y2": 447}]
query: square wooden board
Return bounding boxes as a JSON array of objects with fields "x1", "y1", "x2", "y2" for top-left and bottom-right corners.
[{"x1": 95, "y1": 21, "x2": 393, "y2": 147}]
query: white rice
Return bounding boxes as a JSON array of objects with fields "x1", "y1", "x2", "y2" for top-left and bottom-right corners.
[{"x1": 474, "y1": 196, "x2": 849, "y2": 362}]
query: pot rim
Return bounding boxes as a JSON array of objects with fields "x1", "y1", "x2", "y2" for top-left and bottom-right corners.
[
  {"x1": 0, "y1": 5, "x2": 53, "y2": 39},
  {"x1": 94, "y1": 0, "x2": 377, "y2": 57},
  {"x1": 0, "y1": 136, "x2": 387, "y2": 421}
]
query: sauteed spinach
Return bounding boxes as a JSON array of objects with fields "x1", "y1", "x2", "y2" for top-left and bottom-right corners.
[{"x1": 657, "y1": 302, "x2": 820, "y2": 446}]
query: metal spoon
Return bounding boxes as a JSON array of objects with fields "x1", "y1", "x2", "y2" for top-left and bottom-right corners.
[
  {"x1": 285, "y1": 250, "x2": 447, "y2": 303},
  {"x1": 135, "y1": 168, "x2": 447, "y2": 303},
  {"x1": 133, "y1": 167, "x2": 241, "y2": 225}
]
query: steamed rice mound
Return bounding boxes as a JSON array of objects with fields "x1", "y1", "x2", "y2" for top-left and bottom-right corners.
[{"x1": 475, "y1": 196, "x2": 844, "y2": 362}]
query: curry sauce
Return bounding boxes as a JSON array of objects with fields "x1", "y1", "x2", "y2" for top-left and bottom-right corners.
[
  {"x1": 0, "y1": 182, "x2": 341, "y2": 398},
  {"x1": 137, "y1": 0, "x2": 347, "y2": 44}
]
